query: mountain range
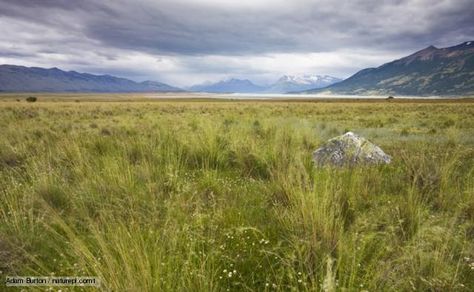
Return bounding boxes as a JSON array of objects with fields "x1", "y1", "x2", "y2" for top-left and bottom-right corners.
[
  {"x1": 304, "y1": 41, "x2": 474, "y2": 96},
  {"x1": 188, "y1": 75, "x2": 341, "y2": 93},
  {"x1": 264, "y1": 75, "x2": 341, "y2": 93},
  {"x1": 1, "y1": 41, "x2": 473, "y2": 95},
  {"x1": 0, "y1": 65, "x2": 182, "y2": 92},
  {"x1": 188, "y1": 78, "x2": 265, "y2": 93}
]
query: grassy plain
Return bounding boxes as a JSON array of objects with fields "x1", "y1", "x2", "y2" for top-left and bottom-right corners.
[{"x1": 0, "y1": 95, "x2": 473, "y2": 291}]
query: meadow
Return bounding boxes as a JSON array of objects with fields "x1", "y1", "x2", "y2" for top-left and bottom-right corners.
[{"x1": 0, "y1": 96, "x2": 473, "y2": 291}]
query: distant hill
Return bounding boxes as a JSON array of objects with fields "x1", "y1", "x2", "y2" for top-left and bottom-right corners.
[
  {"x1": 0, "y1": 65, "x2": 183, "y2": 92},
  {"x1": 305, "y1": 41, "x2": 474, "y2": 96},
  {"x1": 188, "y1": 78, "x2": 264, "y2": 93},
  {"x1": 264, "y1": 75, "x2": 341, "y2": 93}
]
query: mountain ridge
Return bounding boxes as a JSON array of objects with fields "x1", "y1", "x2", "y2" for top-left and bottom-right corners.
[
  {"x1": 304, "y1": 41, "x2": 474, "y2": 96},
  {"x1": 189, "y1": 75, "x2": 341, "y2": 93},
  {"x1": 0, "y1": 64, "x2": 183, "y2": 92},
  {"x1": 188, "y1": 78, "x2": 265, "y2": 93},
  {"x1": 264, "y1": 74, "x2": 341, "y2": 93}
]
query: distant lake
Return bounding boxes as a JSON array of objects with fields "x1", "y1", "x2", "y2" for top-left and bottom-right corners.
[
  {"x1": 142, "y1": 92, "x2": 459, "y2": 100},
  {"x1": 206, "y1": 93, "x2": 448, "y2": 99}
]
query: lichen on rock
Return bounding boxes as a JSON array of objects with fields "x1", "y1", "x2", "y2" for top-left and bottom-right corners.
[{"x1": 313, "y1": 132, "x2": 391, "y2": 167}]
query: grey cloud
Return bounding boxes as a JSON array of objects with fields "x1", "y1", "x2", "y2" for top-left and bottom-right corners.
[
  {"x1": 0, "y1": 0, "x2": 473, "y2": 85},
  {"x1": 1, "y1": 0, "x2": 473, "y2": 56}
]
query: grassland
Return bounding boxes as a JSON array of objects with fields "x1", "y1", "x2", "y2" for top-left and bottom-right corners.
[{"x1": 0, "y1": 97, "x2": 473, "y2": 291}]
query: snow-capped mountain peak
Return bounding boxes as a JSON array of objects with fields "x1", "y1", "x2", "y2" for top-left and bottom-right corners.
[
  {"x1": 279, "y1": 74, "x2": 340, "y2": 84},
  {"x1": 266, "y1": 74, "x2": 342, "y2": 93},
  {"x1": 187, "y1": 74, "x2": 342, "y2": 94}
]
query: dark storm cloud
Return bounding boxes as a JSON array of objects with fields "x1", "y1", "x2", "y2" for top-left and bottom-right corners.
[
  {"x1": 1, "y1": 0, "x2": 473, "y2": 55},
  {"x1": 81, "y1": 0, "x2": 474, "y2": 54}
]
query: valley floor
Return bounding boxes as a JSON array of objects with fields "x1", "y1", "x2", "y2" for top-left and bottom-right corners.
[{"x1": 0, "y1": 97, "x2": 473, "y2": 291}]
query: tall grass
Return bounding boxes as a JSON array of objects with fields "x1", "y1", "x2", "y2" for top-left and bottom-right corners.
[{"x1": 0, "y1": 100, "x2": 473, "y2": 291}]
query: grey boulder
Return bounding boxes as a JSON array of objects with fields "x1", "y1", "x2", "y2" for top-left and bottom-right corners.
[{"x1": 313, "y1": 132, "x2": 391, "y2": 167}]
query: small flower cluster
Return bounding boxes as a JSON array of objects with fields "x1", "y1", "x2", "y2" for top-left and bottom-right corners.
[
  {"x1": 464, "y1": 256, "x2": 474, "y2": 270},
  {"x1": 264, "y1": 282, "x2": 277, "y2": 288},
  {"x1": 221, "y1": 268, "x2": 238, "y2": 278},
  {"x1": 259, "y1": 238, "x2": 270, "y2": 245}
]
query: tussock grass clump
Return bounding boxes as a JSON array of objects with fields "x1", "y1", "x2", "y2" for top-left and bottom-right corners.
[
  {"x1": 26, "y1": 96, "x2": 37, "y2": 102},
  {"x1": 0, "y1": 100, "x2": 473, "y2": 291}
]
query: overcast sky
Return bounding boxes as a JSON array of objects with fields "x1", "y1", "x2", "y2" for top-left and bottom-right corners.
[{"x1": 0, "y1": 0, "x2": 473, "y2": 86}]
